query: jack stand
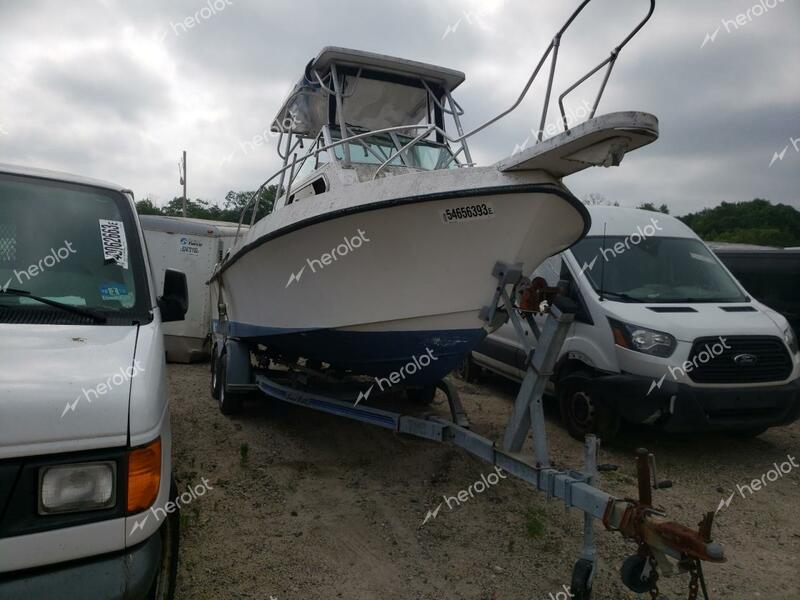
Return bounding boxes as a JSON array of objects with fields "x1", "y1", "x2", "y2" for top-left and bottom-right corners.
[{"x1": 482, "y1": 262, "x2": 598, "y2": 594}]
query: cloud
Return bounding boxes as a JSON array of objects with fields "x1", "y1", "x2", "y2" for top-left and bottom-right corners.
[{"x1": 0, "y1": 0, "x2": 797, "y2": 215}]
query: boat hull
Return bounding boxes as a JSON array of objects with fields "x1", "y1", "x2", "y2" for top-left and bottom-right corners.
[{"x1": 213, "y1": 171, "x2": 588, "y2": 385}]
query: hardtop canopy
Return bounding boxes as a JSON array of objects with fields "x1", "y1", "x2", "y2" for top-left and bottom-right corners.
[{"x1": 270, "y1": 47, "x2": 466, "y2": 137}]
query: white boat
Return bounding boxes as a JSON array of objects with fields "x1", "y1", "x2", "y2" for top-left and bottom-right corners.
[{"x1": 211, "y1": 3, "x2": 659, "y2": 387}]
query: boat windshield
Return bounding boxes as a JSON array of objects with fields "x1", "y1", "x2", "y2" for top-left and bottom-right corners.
[
  {"x1": 330, "y1": 128, "x2": 457, "y2": 171},
  {"x1": 0, "y1": 173, "x2": 151, "y2": 323},
  {"x1": 570, "y1": 235, "x2": 748, "y2": 303}
]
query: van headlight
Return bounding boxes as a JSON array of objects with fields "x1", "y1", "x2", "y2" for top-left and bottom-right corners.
[
  {"x1": 785, "y1": 327, "x2": 799, "y2": 355},
  {"x1": 39, "y1": 462, "x2": 116, "y2": 515},
  {"x1": 609, "y1": 318, "x2": 676, "y2": 357}
]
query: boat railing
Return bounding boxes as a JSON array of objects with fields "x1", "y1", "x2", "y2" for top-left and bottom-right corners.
[{"x1": 235, "y1": 0, "x2": 655, "y2": 242}]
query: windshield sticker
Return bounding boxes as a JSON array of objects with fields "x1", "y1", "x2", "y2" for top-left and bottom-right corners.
[
  {"x1": 99, "y1": 219, "x2": 128, "y2": 269},
  {"x1": 441, "y1": 202, "x2": 495, "y2": 224},
  {"x1": 689, "y1": 252, "x2": 716, "y2": 264},
  {"x1": 178, "y1": 237, "x2": 203, "y2": 257},
  {"x1": 100, "y1": 282, "x2": 129, "y2": 300}
]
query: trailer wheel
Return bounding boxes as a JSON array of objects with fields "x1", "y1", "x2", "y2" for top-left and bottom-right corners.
[
  {"x1": 620, "y1": 553, "x2": 655, "y2": 594},
  {"x1": 558, "y1": 371, "x2": 620, "y2": 442},
  {"x1": 407, "y1": 386, "x2": 437, "y2": 405},
  {"x1": 570, "y1": 557, "x2": 594, "y2": 599},
  {"x1": 210, "y1": 345, "x2": 221, "y2": 400},
  {"x1": 456, "y1": 355, "x2": 481, "y2": 383},
  {"x1": 218, "y1": 351, "x2": 243, "y2": 415},
  {"x1": 726, "y1": 427, "x2": 768, "y2": 438}
]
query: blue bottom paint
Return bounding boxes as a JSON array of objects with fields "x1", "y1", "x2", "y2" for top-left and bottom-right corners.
[{"x1": 215, "y1": 320, "x2": 485, "y2": 386}]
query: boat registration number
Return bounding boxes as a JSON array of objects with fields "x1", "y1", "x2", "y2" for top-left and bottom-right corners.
[{"x1": 441, "y1": 202, "x2": 495, "y2": 224}]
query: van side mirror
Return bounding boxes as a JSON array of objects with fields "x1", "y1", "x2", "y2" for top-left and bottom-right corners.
[{"x1": 158, "y1": 269, "x2": 188, "y2": 322}]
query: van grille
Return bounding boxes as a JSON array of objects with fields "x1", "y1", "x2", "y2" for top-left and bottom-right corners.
[{"x1": 688, "y1": 336, "x2": 793, "y2": 384}]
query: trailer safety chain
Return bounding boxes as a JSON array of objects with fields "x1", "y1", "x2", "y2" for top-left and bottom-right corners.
[
  {"x1": 688, "y1": 559, "x2": 710, "y2": 600},
  {"x1": 645, "y1": 549, "x2": 660, "y2": 599}
]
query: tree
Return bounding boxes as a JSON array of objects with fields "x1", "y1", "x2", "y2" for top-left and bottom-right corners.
[
  {"x1": 583, "y1": 193, "x2": 619, "y2": 207},
  {"x1": 133, "y1": 186, "x2": 278, "y2": 224},
  {"x1": 679, "y1": 199, "x2": 800, "y2": 247},
  {"x1": 223, "y1": 186, "x2": 277, "y2": 223},
  {"x1": 135, "y1": 198, "x2": 161, "y2": 215},
  {"x1": 636, "y1": 202, "x2": 669, "y2": 214}
]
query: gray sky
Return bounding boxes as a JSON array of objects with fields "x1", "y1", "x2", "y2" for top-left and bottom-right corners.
[{"x1": 0, "y1": 0, "x2": 798, "y2": 216}]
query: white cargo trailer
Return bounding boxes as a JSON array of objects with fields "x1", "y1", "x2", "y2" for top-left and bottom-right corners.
[{"x1": 140, "y1": 215, "x2": 243, "y2": 362}]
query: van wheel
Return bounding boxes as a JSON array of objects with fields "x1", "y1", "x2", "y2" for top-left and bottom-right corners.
[
  {"x1": 210, "y1": 346, "x2": 221, "y2": 400},
  {"x1": 218, "y1": 351, "x2": 243, "y2": 415},
  {"x1": 558, "y1": 371, "x2": 620, "y2": 442},
  {"x1": 147, "y1": 477, "x2": 179, "y2": 600}
]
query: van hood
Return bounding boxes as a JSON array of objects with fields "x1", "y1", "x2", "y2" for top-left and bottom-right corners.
[
  {"x1": 0, "y1": 324, "x2": 138, "y2": 459},
  {"x1": 602, "y1": 301, "x2": 787, "y2": 342}
]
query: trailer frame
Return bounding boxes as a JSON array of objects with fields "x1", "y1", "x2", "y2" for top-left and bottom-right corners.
[{"x1": 211, "y1": 261, "x2": 724, "y2": 598}]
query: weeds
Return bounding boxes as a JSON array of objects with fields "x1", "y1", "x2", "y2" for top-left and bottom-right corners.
[{"x1": 525, "y1": 506, "x2": 547, "y2": 538}]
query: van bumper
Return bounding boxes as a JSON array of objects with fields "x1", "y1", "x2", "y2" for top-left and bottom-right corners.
[
  {"x1": 594, "y1": 374, "x2": 800, "y2": 433},
  {"x1": 0, "y1": 528, "x2": 161, "y2": 600}
]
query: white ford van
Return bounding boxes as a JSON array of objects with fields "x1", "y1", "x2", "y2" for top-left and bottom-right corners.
[
  {"x1": 0, "y1": 164, "x2": 187, "y2": 598},
  {"x1": 470, "y1": 206, "x2": 800, "y2": 440}
]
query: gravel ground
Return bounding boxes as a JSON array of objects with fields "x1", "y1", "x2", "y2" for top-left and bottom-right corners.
[{"x1": 168, "y1": 363, "x2": 800, "y2": 599}]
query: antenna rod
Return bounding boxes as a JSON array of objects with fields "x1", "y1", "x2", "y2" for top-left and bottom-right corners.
[
  {"x1": 181, "y1": 150, "x2": 187, "y2": 217},
  {"x1": 599, "y1": 223, "x2": 607, "y2": 301}
]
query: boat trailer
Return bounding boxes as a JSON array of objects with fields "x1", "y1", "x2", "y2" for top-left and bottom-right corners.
[{"x1": 213, "y1": 262, "x2": 725, "y2": 598}]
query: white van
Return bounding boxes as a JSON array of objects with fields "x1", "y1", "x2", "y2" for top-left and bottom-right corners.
[
  {"x1": 0, "y1": 164, "x2": 187, "y2": 598},
  {"x1": 470, "y1": 206, "x2": 800, "y2": 440},
  {"x1": 140, "y1": 215, "x2": 243, "y2": 363}
]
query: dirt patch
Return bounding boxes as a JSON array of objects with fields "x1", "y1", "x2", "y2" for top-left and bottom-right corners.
[{"x1": 169, "y1": 363, "x2": 800, "y2": 599}]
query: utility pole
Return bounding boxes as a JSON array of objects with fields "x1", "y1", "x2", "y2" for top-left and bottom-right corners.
[{"x1": 179, "y1": 150, "x2": 187, "y2": 217}]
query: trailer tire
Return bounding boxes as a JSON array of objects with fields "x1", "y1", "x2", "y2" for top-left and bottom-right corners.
[
  {"x1": 620, "y1": 553, "x2": 654, "y2": 594},
  {"x1": 456, "y1": 355, "x2": 481, "y2": 383},
  {"x1": 558, "y1": 370, "x2": 620, "y2": 442},
  {"x1": 218, "y1": 350, "x2": 244, "y2": 416},
  {"x1": 726, "y1": 427, "x2": 768, "y2": 438},
  {"x1": 407, "y1": 386, "x2": 437, "y2": 405},
  {"x1": 570, "y1": 557, "x2": 594, "y2": 599}
]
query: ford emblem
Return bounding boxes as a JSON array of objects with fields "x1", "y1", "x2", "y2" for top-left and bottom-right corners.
[{"x1": 733, "y1": 353, "x2": 758, "y2": 365}]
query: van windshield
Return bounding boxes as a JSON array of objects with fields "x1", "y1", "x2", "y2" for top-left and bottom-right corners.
[
  {"x1": 570, "y1": 235, "x2": 748, "y2": 303},
  {"x1": 0, "y1": 173, "x2": 150, "y2": 324}
]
